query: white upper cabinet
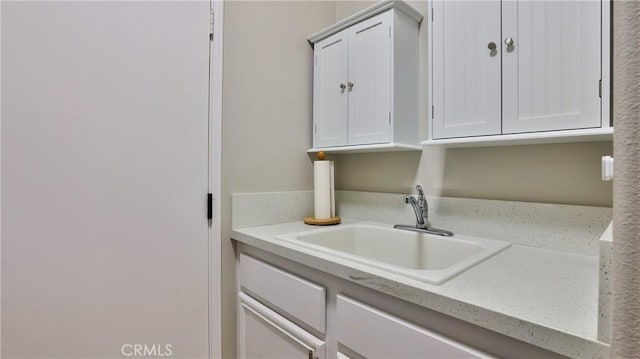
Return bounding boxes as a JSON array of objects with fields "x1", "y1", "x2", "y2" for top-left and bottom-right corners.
[
  {"x1": 347, "y1": 12, "x2": 393, "y2": 146},
  {"x1": 309, "y1": 1, "x2": 422, "y2": 153},
  {"x1": 432, "y1": 0, "x2": 502, "y2": 139},
  {"x1": 314, "y1": 30, "x2": 350, "y2": 148},
  {"x1": 429, "y1": 0, "x2": 611, "y2": 146},
  {"x1": 502, "y1": 0, "x2": 601, "y2": 134}
]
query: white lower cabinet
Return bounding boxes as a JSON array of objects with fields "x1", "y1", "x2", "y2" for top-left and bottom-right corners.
[
  {"x1": 336, "y1": 295, "x2": 487, "y2": 359},
  {"x1": 238, "y1": 254, "x2": 326, "y2": 334},
  {"x1": 238, "y1": 292, "x2": 326, "y2": 359},
  {"x1": 238, "y1": 254, "x2": 327, "y2": 359},
  {"x1": 237, "y1": 252, "x2": 557, "y2": 359}
]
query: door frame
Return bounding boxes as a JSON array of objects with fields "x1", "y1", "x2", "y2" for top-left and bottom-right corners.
[
  {"x1": 208, "y1": 1, "x2": 224, "y2": 358},
  {"x1": 0, "y1": 1, "x2": 4, "y2": 354}
]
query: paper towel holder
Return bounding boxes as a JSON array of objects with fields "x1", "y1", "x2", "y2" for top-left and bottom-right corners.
[{"x1": 306, "y1": 151, "x2": 341, "y2": 225}]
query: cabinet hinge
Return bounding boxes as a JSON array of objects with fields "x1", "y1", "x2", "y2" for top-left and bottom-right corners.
[
  {"x1": 315, "y1": 55, "x2": 317, "y2": 66},
  {"x1": 314, "y1": 124, "x2": 317, "y2": 133},
  {"x1": 209, "y1": 9, "x2": 214, "y2": 41},
  {"x1": 431, "y1": 8, "x2": 434, "y2": 22},
  {"x1": 431, "y1": 105, "x2": 434, "y2": 119},
  {"x1": 389, "y1": 112, "x2": 391, "y2": 124},
  {"x1": 207, "y1": 193, "x2": 213, "y2": 220},
  {"x1": 599, "y1": 79, "x2": 602, "y2": 98},
  {"x1": 389, "y1": 26, "x2": 391, "y2": 38}
]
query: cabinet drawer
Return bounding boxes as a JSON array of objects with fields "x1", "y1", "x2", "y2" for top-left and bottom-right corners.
[
  {"x1": 336, "y1": 295, "x2": 488, "y2": 358},
  {"x1": 239, "y1": 254, "x2": 326, "y2": 333},
  {"x1": 238, "y1": 292, "x2": 325, "y2": 359}
]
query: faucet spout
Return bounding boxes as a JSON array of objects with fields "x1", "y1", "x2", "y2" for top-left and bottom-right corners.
[
  {"x1": 395, "y1": 185, "x2": 454, "y2": 237},
  {"x1": 404, "y1": 194, "x2": 426, "y2": 228},
  {"x1": 415, "y1": 185, "x2": 428, "y2": 228}
]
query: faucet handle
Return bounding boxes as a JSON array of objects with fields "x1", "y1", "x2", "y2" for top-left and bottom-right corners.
[{"x1": 415, "y1": 185, "x2": 424, "y2": 197}]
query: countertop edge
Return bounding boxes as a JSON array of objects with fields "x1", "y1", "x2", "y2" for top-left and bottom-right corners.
[{"x1": 231, "y1": 225, "x2": 610, "y2": 359}]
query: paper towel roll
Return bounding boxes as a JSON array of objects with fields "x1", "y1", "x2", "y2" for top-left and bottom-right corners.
[
  {"x1": 330, "y1": 161, "x2": 335, "y2": 217},
  {"x1": 314, "y1": 161, "x2": 332, "y2": 219}
]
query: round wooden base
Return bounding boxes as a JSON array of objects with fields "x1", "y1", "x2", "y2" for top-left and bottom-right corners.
[{"x1": 303, "y1": 216, "x2": 341, "y2": 226}]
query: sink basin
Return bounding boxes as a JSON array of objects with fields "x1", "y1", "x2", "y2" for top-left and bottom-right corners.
[{"x1": 276, "y1": 222, "x2": 510, "y2": 285}]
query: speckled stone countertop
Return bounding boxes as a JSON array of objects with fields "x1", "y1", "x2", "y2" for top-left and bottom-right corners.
[{"x1": 232, "y1": 220, "x2": 610, "y2": 359}]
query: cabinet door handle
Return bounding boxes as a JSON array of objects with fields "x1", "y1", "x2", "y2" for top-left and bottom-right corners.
[
  {"x1": 487, "y1": 42, "x2": 497, "y2": 51},
  {"x1": 339, "y1": 83, "x2": 346, "y2": 90},
  {"x1": 347, "y1": 82, "x2": 354, "y2": 91},
  {"x1": 504, "y1": 37, "x2": 514, "y2": 47}
]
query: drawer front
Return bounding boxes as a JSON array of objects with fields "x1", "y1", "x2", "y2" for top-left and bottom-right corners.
[
  {"x1": 238, "y1": 292, "x2": 325, "y2": 359},
  {"x1": 239, "y1": 254, "x2": 326, "y2": 333},
  {"x1": 336, "y1": 295, "x2": 487, "y2": 358}
]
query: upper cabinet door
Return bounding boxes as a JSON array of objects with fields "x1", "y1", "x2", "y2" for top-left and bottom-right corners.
[
  {"x1": 347, "y1": 11, "x2": 392, "y2": 146},
  {"x1": 314, "y1": 30, "x2": 349, "y2": 148},
  {"x1": 432, "y1": 0, "x2": 502, "y2": 139},
  {"x1": 502, "y1": 0, "x2": 601, "y2": 134}
]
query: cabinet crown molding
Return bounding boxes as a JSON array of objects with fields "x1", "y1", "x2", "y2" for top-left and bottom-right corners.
[{"x1": 307, "y1": 0, "x2": 423, "y2": 45}]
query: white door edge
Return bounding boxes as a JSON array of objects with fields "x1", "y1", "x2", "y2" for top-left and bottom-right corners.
[
  {"x1": 208, "y1": 0, "x2": 224, "y2": 358},
  {"x1": 0, "y1": 2, "x2": 4, "y2": 355}
]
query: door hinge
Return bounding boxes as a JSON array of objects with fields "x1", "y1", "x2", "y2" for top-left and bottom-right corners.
[
  {"x1": 599, "y1": 79, "x2": 602, "y2": 98},
  {"x1": 207, "y1": 193, "x2": 213, "y2": 220},
  {"x1": 209, "y1": 9, "x2": 214, "y2": 41}
]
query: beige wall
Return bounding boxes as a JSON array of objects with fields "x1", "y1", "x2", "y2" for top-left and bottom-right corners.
[
  {"x1": 335, "y1": 1, "x2": 613, "y2": 207},
  {"x1": 221, "y1": 2, "x2": 336, "y2": 357},
  {"x1": 612, "y1": 1, "x2": 640, "y2": 356}
]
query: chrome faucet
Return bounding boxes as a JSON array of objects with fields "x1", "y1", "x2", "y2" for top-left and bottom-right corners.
[
  {"x1": 405, "y1": 185, "x2": 429, "y2": 229},
  {"x1": 394, "y1": 185, "x2": 454, "y2": 236}
]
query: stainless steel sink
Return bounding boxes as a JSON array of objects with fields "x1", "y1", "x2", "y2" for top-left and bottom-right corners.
[{"x1": 276, "y1": 222, "x2": 510, "y2": 285}]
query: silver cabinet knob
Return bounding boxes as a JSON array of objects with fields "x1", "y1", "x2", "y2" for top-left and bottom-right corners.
[
  {"x1": 504, "y1": 37, "x2": 514, "y2": 47},
  {"x1": 340, "y1": 83, "x2": 346, "y2": 90},
  {"x1": 347, "y1": 82, "x2": 354, "y2": 91},
  {"x1": 488, "y1": 42, "x2": 497, "y2": 51}
]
